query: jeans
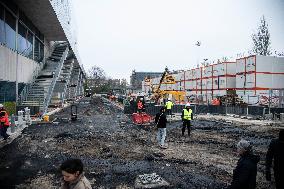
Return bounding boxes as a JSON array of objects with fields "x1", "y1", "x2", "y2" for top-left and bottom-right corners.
[{"x1": 157, "y1": 128, "x2": 166, "y2": 146}]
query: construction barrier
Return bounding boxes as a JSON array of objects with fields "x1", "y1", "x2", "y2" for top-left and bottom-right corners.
[
  {"x1": 140, "y1": 104, "x2": 284, "y2": 118},
  {"x1": 132, "y1": 113, "x2": 152, "y2": 125}
]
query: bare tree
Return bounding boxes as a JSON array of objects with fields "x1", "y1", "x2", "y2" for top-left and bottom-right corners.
[
  {"x1": 87, "y1": 66, "x2": 107, "y2": 92},
  {"x1": 252, "y1": 16, "x2": 271, "y2": 56}
]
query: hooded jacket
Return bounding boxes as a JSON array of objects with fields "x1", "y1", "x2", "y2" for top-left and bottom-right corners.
[
  {"x1": 61, "y1": 173, "x2": 92, "y2": 189},
  {"x1": 155, "y1": 112, "x2": 167, "y2": 128},
  {"x1": 229, "y1": 152, "x2": 260, "y2": 189},
  {"x1": 266, "y1": 130, "x2": 284, "y2": 188}
]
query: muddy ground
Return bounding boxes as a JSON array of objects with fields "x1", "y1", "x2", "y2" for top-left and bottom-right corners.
[{"x1": 0, "y1": 97, "x2": 280, "y2": 189}]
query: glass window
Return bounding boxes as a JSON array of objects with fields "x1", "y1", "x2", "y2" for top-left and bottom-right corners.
[
  {"x1": 17, "y1": 23, "x2": 33, "y2": 58},
  {"x1": 39, "y1": 42, "x2": 44, "y2": 62},
  {"x1": 34, "y1": 38, "x2": 40, "y2": 61},
  {"x1": 26, "y1": 30, "x2": 33, "y2": 59},
  {"x1": 18, "y1": 22, "x2": 27, "y2": 54},
  {"x1": 5, "y1": 10, "x2": 16, "y2": 50},
  {"x1": 0, "y1": 4, "x2": 5, "y2": 44},
  {"x1": 1, "y1": 0, "x2": 17, "y2": 15}
]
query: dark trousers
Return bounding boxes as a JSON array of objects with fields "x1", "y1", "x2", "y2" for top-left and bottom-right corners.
[
  {"x1": 182, "y1": 120, "x2": 191, "y2": 136},
  {"x1": 166, "y1": 109, "x2": 172, "y2": 117},
  {"x1": 0, "y1": 126, "x2": 9, "y2": 140}
]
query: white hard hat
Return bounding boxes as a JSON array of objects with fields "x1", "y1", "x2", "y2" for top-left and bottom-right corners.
[
  {"x1": 0, "y1": 104, "x2": 3, "y2": 108},
  {"x1": 185, "y1": 103, "x2": 190, "y2": 107}
]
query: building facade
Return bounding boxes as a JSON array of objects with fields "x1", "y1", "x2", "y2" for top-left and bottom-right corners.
[
  {"x1": 0, "y1": 0, "x2": 84, "y2": 113},
  {"x1": 130, "y1": 70, "x2": 162, "y2": 90}
]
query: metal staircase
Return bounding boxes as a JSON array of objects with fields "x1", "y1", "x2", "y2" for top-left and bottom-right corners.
[
  {"x1": 50, "y1": 51, "x2": 75, "y2": 106},
  {"x1": 19, "y1": 42, "x2": 69, "y2": 113},
  {"x1": 66, "y1": 66, "x2": 80, "y2": 100}
]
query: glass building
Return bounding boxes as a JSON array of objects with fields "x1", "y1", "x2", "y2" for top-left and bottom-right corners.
[
  {"x1": 0, "y1": 0, "x2": 84, "y2": 103},
  {"x1": 0, "y1": 1, "x2": 44, "y2": 62}
]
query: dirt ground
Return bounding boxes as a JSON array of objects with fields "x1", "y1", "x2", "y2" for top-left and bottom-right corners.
[{"x1": 0, "y1": 97, "x2": 281, "y2": 189}]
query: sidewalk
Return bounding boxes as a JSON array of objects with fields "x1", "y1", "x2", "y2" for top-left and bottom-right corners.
[{"x1": 0, "y1": 103, "x2": 72, "y2": 148}]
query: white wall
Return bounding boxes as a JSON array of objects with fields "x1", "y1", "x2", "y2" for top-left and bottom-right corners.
[{"x1": 0, "y1": 45, "x2": 39, "y2": 83}]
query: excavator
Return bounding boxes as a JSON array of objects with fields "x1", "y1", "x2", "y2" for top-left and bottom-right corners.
[{"x1": 151, "y1": 67, "x2": 186, "y2": 104}]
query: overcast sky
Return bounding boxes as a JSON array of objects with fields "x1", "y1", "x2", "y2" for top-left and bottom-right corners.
[{"x1": 72, "y1": 0, "x2": 284, "y2": 82}]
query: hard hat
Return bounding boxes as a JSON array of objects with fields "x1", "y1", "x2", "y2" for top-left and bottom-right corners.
[
  {"x1": 168, "y1": 98, "x2": 171, "y2": 101},
  {"x1": 0, "y1": 104, "x2": 3, "y2": 108},
  {"x1": 185, "y1": 103, "x2": 190, "y2": 107}
]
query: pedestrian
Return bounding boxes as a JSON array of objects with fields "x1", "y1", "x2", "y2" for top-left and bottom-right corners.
[
  {"x1": 181, "y1": 103, "x2": 193, "y2": 137},
  {"x1": 265, "y1": 129, "x2": 284, "y2": 189},
  {"x1": 60, "y1": 158, "x2": 92, "y2": 189},
  {"x1": 228, "y1": 139, "x2": 260, "y2": 189},
  {"x1": 155, "y1": 107, "x2": 167, "y2": 149},
  {"x1": 0, "y1": 104, "x2": 10, "y2": 140},
  {"x1": 137, "y1": 99, "x2": 143, "y2": 113},
  {"x1": 165, "y1": 98, "x2": 173, "y2": 117}
]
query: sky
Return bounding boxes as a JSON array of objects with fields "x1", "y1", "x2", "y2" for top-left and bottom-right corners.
[{"x1": 72, "y1": 0, "x2": 284, "y2": 82}]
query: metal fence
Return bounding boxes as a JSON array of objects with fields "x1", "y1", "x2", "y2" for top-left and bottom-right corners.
[{"x1": 125, "y1": 103, "x2": 284, "y2": 117}]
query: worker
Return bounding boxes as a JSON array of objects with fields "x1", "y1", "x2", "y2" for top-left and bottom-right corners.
[
  {"x1": 60, "y1": 158, "x2": 92, "y2": 189},
  {"x1": 165, "y1": 98, "x2": 174, "y2": 117},
  {"x1": 181, "y1": 103, "x2": 193, "y2": 137},
  {"x1": 228, "y1": 139, "x2": 259, "y2": 189},
  {"x1": 0, "y1": 104, "x2": 10, "y2": 140},
  {"x1": 155, "y1": 107, "x2": 167, "y2": 149},
  {"x1": 137, "y1": 100, "x2": 143, "y2": 113},
  {"x1": 266, "y1": 129, "x2": 284, "y2": 189}
]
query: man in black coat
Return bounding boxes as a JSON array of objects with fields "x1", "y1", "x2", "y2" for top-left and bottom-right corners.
[
  {"x1": 155, "y1": 107, "x2": 167, "y2": 149},
  {"x1": 228, "y1": 139, "x2": 260, "y2": 189},
  {"x1": 266, "y1": 129, "x2": 284, "y2": 189}
]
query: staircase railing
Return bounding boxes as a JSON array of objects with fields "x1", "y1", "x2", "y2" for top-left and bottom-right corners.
[
  {"x1": 61, "y1": 60, "x2": 74, "y2": 104},
  {"x1": 42, "y1": 45, "x2": 69, "y2": 114},
  {"x1": 18, "y1": 43, "x2": 56, "y2": 105}
]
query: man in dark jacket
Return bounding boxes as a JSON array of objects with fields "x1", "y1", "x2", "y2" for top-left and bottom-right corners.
[
  {"x1": 228, "y1": 139, "x2": 260, "y2": 189},
  {"x1": 155, "y1": 107, "x2": 167, "y2": 149},
  {"x1": 266, "y1": 129, "x2": 284, "y2": 189}
]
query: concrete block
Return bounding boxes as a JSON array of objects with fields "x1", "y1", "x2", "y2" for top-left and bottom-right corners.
[
  {"x1": 264, "y1": 114, "x2": 273, "y2": 120},
  {"x1": 135, "y1": 173, "x2": 169, "y2": 188},
  {"x1": 280, "y1": 113, "x2": 284, "y2": 122}
]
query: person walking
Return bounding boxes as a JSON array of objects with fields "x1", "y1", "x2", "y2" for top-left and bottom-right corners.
[
  {"x1": 60, "y1": 158, "x2": 92, "y2": 189},
  {"x1": 137, "y1": 99, "x2": 144, "y2": 113},
  {"x1": 228, "y1": 139, "x2": 260, "y2": 189},
  {"x1": 165, "y1": 98, "x2": 173, "y2": 117},
  {"x1": 181, "y1": 103, "x2": 193, "y2": 137},
  {"x1": 155, "y1": 107, "x2": 167, "y2": 149},
  {"x1": 265, "y1": 129, "x2": 284, "y2": 189},
  {"x1": 0, "y1": 104, "x2": 10, "y2": 140}
]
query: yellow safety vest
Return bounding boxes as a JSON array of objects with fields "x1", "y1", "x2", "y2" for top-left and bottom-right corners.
[
  {"x1": 183, "y1": 108, "x2": 192, "y2": 120},
  {"x1": 165, "y1": 101, "x2": 173, "y2": 110}
]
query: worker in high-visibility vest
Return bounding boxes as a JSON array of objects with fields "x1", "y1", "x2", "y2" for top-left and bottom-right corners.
[
  {"x1": 181, "y1": 103, "x2": 193, "y2": 136},
  {"x1": 165, "y1": 98, "x2": 174, "y2": 117}
]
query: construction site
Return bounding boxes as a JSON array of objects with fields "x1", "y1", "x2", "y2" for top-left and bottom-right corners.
[
  {"x1": 0, "y1": 0, "x2": 284, "y2": 189},
  {"x1": 0, "y1": 96, "x2": 282, "y2": 189}
]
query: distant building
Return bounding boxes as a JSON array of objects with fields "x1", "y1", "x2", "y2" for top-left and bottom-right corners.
[{"x1": 130, "y1": 70, "x2": 162, "y2": 90}]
